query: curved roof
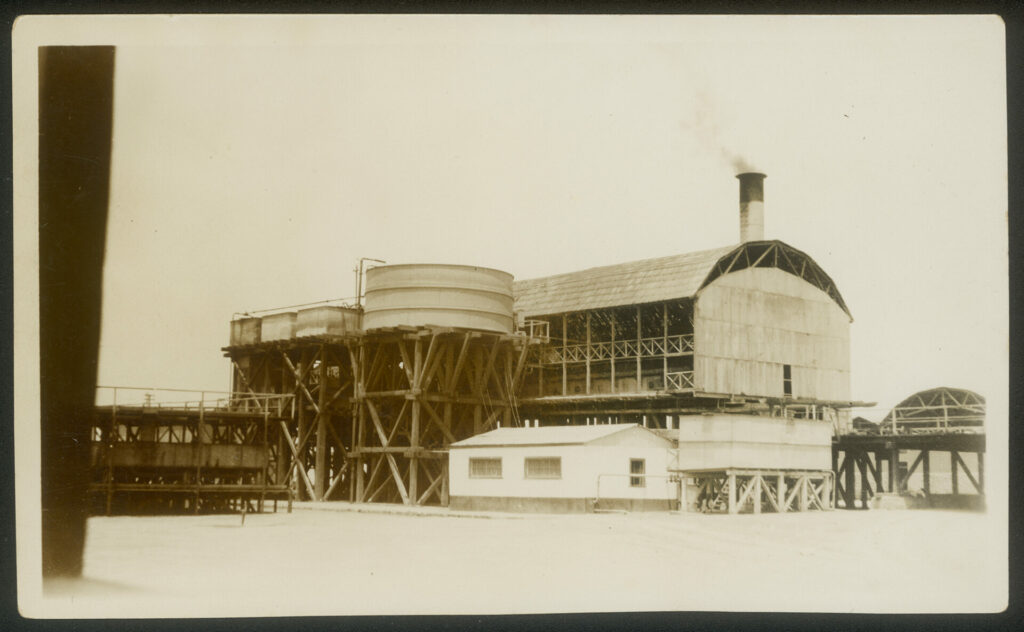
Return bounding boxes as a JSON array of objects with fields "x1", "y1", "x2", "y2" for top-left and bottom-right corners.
[
  {"x1": 881, "y1": 387, "x2": 986, "y2": 431},
  {"x1": 513, "y1": 240, "x2": 851, "y2": 319}
]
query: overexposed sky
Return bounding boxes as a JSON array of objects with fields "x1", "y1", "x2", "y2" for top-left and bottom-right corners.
[{"x1": 18, "y1": 15, "x2": 1008, "y2": 416}]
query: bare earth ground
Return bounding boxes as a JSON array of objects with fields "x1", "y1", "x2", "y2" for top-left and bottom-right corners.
[{"x1": 33, "y1": 504, "x2": 1005, "y2": 617}]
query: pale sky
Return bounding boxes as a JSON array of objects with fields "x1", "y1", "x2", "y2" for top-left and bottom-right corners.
[{"x1": 16, "y1": 15, "x2": 1008, "y2": 418}]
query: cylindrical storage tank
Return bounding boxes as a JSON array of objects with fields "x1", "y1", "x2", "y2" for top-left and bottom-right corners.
[
  {"x1": 260, "y1": 311, "x2": 297, "y2": 341},
  {"x1": 296, "y1": 306, "x2": 362, "y2": 337},
  {"x1": 363, "y1": 264, "x2": 514, "y2": 333},
  {"x1": 229, "y1": 317, "x2": 261, "y2": 346}
]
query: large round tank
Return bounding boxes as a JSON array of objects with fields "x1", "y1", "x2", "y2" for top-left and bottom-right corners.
[{"x1": 363, "y1": 264, "x2": 514, "y2": 333}]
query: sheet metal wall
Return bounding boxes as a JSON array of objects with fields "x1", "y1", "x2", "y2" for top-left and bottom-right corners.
[{"x1": 694, "y1": 267, "x2": 850, "y2": 400}]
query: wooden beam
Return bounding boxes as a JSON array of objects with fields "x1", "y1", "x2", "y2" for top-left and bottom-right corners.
[
  {"x1": 511, "y1": 340, "x2": 531, "y2": 393},
  {"x1": 417, "y1": 464, "x2": 445, "y2": 505},
  {"x1": 365, "y1": 400, "x2": 410, "y2": 504},
  {"x1": 951, "y1": 450, "x2": 960, "y2": 495},
  {"x1": 977, "y1": 451, "x2": 984, "y2": 494},
  {"x1": 420, "y1": 399, "x2": 457, "y2": 444},
  {"x1": 922, "y1": 450, "x2": 930, "y2": 495},
  {"x1": 396, "y1": 340, "x2": 416, "y2": 388},
  {"x1": 315, "y1": 345, "x2": 329, "y2": 500},
  {"x1": 278, "y1": 421, "x2": 317, "y2": 500},
  {"x1": 447, "y1": 332, "x2": 473, "y2": 393},
  {"x1": 952, "y1": 451, "x2": 982, "y2": 494},
  {"x1": 904, "y1": 450, "x2": 926, "y2": 482},
  {"x1": 415, "y1": 334, "x2": 439, "y2": 390}
]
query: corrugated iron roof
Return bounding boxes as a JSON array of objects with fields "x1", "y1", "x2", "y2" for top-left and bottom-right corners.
[
  {"x1": 512, "y1": 244, "x2": 736, "y2": 318},
  {"x1": 450, "y1": 423, "x2": 648, "y2": 448}
]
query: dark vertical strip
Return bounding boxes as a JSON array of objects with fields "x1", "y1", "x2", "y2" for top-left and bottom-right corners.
[{"x1": 39, "y1": 46, "x2": 115, "y2": 577}]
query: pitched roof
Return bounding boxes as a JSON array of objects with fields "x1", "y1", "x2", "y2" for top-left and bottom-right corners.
[
  {"x1": 450, "y1": 423, "x2": 650, "y2": 448},
  {"x1": 513, "y1": 245, "x2": 735, "y2": 318},
  {"x1": 512, "y1": 240, "x2": 852, "y2": 319}
]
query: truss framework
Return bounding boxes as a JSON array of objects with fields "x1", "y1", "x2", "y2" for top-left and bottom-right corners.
[
  {"x1": 226, "y1": 327, "x2": 535, "y2": 505},
  {"x1": 682, "y1": 469, "x2": 833, "y2": 514},
  {"x1": 880, "y1": 387, "x2": 986, "y2": 434},
  {"x1": 699, "y1": 240, "x2": 852, "y2": 319},
  {"x1": 88, "y1": 394, "x2": 292, "y2": 515}
]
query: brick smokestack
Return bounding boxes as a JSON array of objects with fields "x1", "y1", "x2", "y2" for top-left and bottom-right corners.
[{"x1": 736, "y1": 172, "x2": 766, "y2": 243}]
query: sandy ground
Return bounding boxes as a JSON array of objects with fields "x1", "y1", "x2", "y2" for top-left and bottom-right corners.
[{"x1": 29, "y1": 503, "x2": 1006, "y2": 617}]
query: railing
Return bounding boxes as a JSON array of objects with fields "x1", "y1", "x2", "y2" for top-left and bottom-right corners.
[
  {"x1": 95, "y1": 386, "x2": 294, "y2": 416},
  {"x1": 541, "y1": 334, "x2": 694, "y2": 365},
  {"x1": 519, "y1": 319, "x2": 551, "y2": 342},
  {"x1": 664, "y1": 371, "x2": 695, "y2": 391}
]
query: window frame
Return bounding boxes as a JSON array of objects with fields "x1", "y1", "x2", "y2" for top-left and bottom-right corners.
[
  {"x1": 783, "y1": 363, "x2": 793, "y2": 397},
  {"x1": 629, "y1": 458, "x2": 646, "y2": 488},
  {"x1": 524, "y1": 456, "x2": 562, "y2": 480},
  {"x1": 468, "y1": 457, "x2": 503, "y2": 479}
]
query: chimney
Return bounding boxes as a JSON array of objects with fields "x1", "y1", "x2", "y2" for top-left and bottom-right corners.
[{"x1": 736, "y1": 172, "x2": 766, "y2": 243}]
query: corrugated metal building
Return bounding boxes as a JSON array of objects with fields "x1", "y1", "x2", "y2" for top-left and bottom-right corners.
[{"x1": 514, "y1": 173, "x2": 855, "y2": 428}]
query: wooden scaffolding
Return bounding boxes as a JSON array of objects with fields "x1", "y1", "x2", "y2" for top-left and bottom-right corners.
[
  {"x1": 832, "y1": 432, "x2": 986, "y2": 509},
  {"x1": 88, "y1": 388, "x2": 292, "y2": 515},
  {"x1": 224, "y1": 326, "x2": 536, "y2": 506},
  {"x1": 681, "y1": 469, "x2": 834, "y2": 514}
]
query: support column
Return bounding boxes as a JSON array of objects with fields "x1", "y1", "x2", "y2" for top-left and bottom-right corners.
[
  {"x1": 727, "y1": 472, "x2": 737, "y2": 514},
  {"x1": 277, "y1": 360, "x2": 289, "y2": 487},
  {"x1": 977, "y1": 451, "x2": 984, "y2": 494},
  {"x1": 410, "y1": 337, "x2": 422, "y2": 505},
  {"x1": 585, "y1": 312, "x2": 591, "y2": 395},
  {"x1": 753, "y1": 476, "x2": 762, "y2": 514},
  {"x1": 922, "y1": 449, "x2": 930, "y2": 495},
  {"x1": 296, "y1": 353, "x2": 308, "y2": 501},
  {"x1": 873, "y1": 450, "x2": 884, "y2": 493},
  {"x1": 315, "y1": 345, "x2": 329, "y2": 500},
  {"x1": 561, "y1": 315, "x2": 567, "y2": 396},
  {"x1": 777, "y1": 473, "x2": 786, "y2": 513},
  {"x1": 610, "y1": 313, "x2": 616, "y2": 393},
  {"x1": 843, "y1": 453, "x2": 855, "y2": 509},
  {"x1": 887, "y1": 446, "x2": 896, "y2": 493},
  {"x1": 951, "y1": 450, "x2": 959, "y2": 495},
  {"x1": 662, "y1": 303, "x2": 668, "y2": 387},
  {"x1": 635, "y1": 306, "x2": 642, "y2": 386},
  {"x1": 355, "y1": 344, "x2": 366, "y2": 502},
  {"x1": 858, "y1": 454, "x2": 870, "y2": 507}
]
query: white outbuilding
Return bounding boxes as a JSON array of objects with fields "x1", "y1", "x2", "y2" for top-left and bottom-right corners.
[{"x1": 448, "y1": 424, "x2": 677, "y2": 513}]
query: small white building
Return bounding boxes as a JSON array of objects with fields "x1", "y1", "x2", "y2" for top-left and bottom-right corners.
[{"x1": 448, "y1": 424, "x2": 677, "y2": 513}]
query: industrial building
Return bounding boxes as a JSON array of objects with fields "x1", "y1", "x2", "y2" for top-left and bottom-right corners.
[
  {"x1": 87, "y1": 171, "x2": 985, "y2": 515},
  {"x1": 514, "y1": 172, "x2": 854, "y2": 431}
]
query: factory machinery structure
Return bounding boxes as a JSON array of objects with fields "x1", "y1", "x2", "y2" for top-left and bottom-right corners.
[{"x1": 89, "y1": 172, "x2": 987, "y2": 514}]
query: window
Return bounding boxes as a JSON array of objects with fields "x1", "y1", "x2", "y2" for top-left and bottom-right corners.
[
  {"x1": 469, "y1": 457, "x2": 502, "y2": 479},
  {"x1": 783, "y1": 364, "x2": 793, "y2": 397},
  {"x1": 524, "y1": 457, "x2": 561, "y2": 479},
  {"x1": 630, "y1": 459, "x2": 646, "y2": 488}
]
